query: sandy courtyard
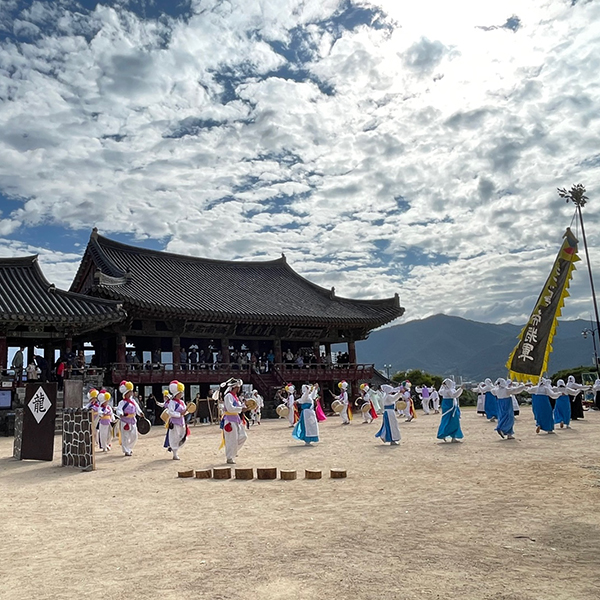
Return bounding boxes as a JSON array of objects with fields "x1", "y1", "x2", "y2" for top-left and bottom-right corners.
[{"x1": 1, "y1": 407, "x2": 600, "y2": 600}]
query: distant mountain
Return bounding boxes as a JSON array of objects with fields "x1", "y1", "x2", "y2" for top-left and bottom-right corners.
[{"x1": 355, "y1": 314, "x2": 598, "y2": 382}]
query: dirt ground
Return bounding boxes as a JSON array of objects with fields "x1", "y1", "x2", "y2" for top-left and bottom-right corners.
[{"x1": 1, "y1": 406, "x2": 600, "y2": 600}]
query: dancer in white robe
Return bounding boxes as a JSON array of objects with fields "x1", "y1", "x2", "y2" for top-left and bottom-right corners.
[
  {"x1": 115, "y1": 380, "x2": 144, "y2": 456},
  {"x1": 292, "y1": 384, "x2": 319, "y2": 444},
  {"x1": 97, "y1": 390, "x2": 114, "y2": 452},
  {"x1": 417, "y1": 385, "x2": 431, "y2": 415},
  {"x1": 375, "y1": 384, "x2": 402, "y2": 444},
  {"x1": 334, "y1": 380, "x2": 351, "y2": 424},
  {"x1": 164, "y1": 380, "x2": 188, "y2": 460},
  {"x1": 430, "y1": 388, "x2": 440, "y2": 413},
  {"x1": 285, "y1": 384, "x2": 296, "y2": 427},
  {"x1": 220, "y1": 378, "x2": 248, "y2": 464},
  {"x1": 358, "y1": 383, "x2": 377, "y2": 423},
  {"x1": 84, "y1": 388, "x2": 100, "y2": 446}
]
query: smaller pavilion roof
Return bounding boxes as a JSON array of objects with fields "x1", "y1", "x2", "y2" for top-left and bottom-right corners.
[{"x1": 0, "y1": 256, "x2": 126, "y2": 330}]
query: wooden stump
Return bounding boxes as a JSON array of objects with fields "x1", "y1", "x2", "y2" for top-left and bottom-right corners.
[
  {"x1": 305, "y1": 469, "x2": 322, "y2": 480},
  {"x1": 195, "y1": 468, "x2": 211, "y2": 479},
  {"x1": 257, "y1": 467, "x2": 277, "y2": 480},
  {"x1": 235, "y1": 467, "x2": 254, "y2": 480},
  {"x1": 213, "y1": 466, "x2": 231, "y2": 479},
  {"x1": 330, "y1": 468, "x2": 347, "y2": 479},
  {"x1": 178, "y1": 469, "x2": 194, "y2": 478},
  {"x1": 280, "y1": 469, "x2": 297, "y2": 480}
]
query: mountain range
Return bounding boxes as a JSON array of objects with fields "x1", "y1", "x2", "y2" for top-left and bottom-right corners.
[{"x1": 355, "y1": 314, "x2": 599, "y2": 382}]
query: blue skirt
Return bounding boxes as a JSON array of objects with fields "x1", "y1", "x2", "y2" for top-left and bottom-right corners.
[
  {"x1": 553, "y1": 395, "x2": 571, "y2": 426},
  {"x1": 531, "y1": 394, "x2": 554, "y2": 432},
  {"x1": 292, "y1": 407, "x2": 319, "y2": 443},
  {"x1": 484, "y1": 391, "x2": 498, "y2": 419},
  {"x1": 496, "y1": 397, "x2": 514, "y2": 436},
  {"x1": 437, "y1": 398, "x2": 463, "y2": 440}
]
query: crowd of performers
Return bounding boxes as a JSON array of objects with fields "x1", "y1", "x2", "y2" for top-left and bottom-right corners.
[{"x1": 83, "y1": 373, "x2": 600, "y2": 464}]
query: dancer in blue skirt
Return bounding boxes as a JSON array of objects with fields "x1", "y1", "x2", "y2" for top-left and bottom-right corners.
[
  {"x1": 292, "y1": 384, "x2": 319, "y2": 445},
  {"x1": 492, "y1": 378, "x2": 526, "y2": 440},
  {"x1": 553, "y1": 379, "x2": 572, "y2": 429},
  {"x1": 476, "y1": 378, "x2": 498, "y2": 421},
  {"x1": 375, "y1": 384, "x2": 402, "y2": 445},
  {"x1": 528, "y1": 378, "x2": 559, "y2": 434},
  {"x1": 436, "y1": 379, "x2": 464, "y2": 443}
]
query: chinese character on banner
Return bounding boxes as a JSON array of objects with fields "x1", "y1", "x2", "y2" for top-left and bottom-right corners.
[{"x1": 28, "y1": 387, "x2": 51, "y2": 424}]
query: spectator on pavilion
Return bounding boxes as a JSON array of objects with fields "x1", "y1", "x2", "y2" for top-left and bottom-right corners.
[
  {"x1": 55, "y1": 358, "x2": 65, "y2": 391},
  {"x1": 35, "y1": 354, "x2": 50, "y2": 382},
  {"x1": 26, "y1": 360, "x2": 39, "y2": 381},
  {"x1": 180, "y1": 347, "x2": 187, "y2": 370},
  {"x1": 189, "y1": 347, "x2": 198, "y2": 370},
  {"x1": 11, "y1": 346, "x2": 24, "y2": 384}
]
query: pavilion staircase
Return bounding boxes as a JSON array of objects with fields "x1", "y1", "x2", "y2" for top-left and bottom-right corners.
[{"x1": 249, "y1": 369, "x2": 285, "y2": 419}]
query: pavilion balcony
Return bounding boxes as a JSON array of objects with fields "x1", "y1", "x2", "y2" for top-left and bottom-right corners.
[{"x1": 109, "y1": 362, "x2": 375, "y2": 386}]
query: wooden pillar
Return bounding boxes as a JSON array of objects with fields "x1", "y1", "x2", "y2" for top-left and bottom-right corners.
[
  {"x1": 172, "y1": 336, "x2": 181, "y2": 369},
  {"x1": 348, "y1": 341, "x2": 356, "y2": 364},
  {"x1": 0, "y1": 334, "x2": 6, "y2": 369},
  {"x1": 116, "y1": 334, "x2": 126, "y2": 364},
  {"x1": 274, "y1": 338, "x2": 282, "y2": 364},
  {"x1": 324, "y1": 342, "x2": 331, "y2": 360},
  {"x1": 313, "y1": 341, "x2": 320, "y2": 359},
  {"x1": 65, "y1": 336, "x2": 73, "y2": 354},
  {"x1": 221, "y1": 338, "x2": 230, "y2": 363}
]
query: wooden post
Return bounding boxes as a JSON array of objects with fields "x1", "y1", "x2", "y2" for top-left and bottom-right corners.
[
  {"x1": 0, "y1": 334, "x2": 6, "y2": 369},
  {"x1": 172, "y1": 336, "x2": 181, "y2": 370},
  {"x1": 116, "y1": 334, "x2": 126, "y2": 365},
  {"x1": 221, "y1": 338, "x2": 230, "y2": 364},
  {"x1": 348, "y1": 341, "x2": 356, "y2": 364},
  {"x1": 274, "y1": 338, "x2": 282, "y2": 364}
]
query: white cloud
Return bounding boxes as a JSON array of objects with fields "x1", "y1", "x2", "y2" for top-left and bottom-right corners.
[{"x1": 0, "y1": 0, "x2": 599, "y2": 325}]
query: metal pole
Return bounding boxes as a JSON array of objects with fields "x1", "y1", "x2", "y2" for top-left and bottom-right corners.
[{"x1": 577, "y1": 203, "x2": 600, "y2": 340}]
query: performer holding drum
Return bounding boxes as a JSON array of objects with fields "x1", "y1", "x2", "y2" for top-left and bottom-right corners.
[
  {"x1": 357, "y1": 383, "x2": 378, "y2": 424},
  {"x1": 84, "y1": 388, "x2": 100, "y2": 446},
  {"x1": 219, "y1": 378, "x2": 248, "y2": 464},
  {"x1": 163, "y1": 380, "x2": 189, "y2": 460},
  {"x1": 285, "y1": 383, "x2": 296, "y2": 427},
  {"x1": 333, "y1": 380, "x2": 351, "y2": 424},
  {"x1": 115, "y1": 380, "x2": 144, "y2": 457},
  {"x1": 97, "y1": 390, "x2": 114, "y2": 452}
]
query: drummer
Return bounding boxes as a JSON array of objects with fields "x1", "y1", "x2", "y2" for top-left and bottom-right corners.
[
  {"x1": 285, "y1": 383, "x2": 296, "y2": 427},
  {"x1": 358, "y1": 383, "x2": 378, "y2": 424},
  {"x1": 115, "y1": 380, "x2": 144, "y2": 457},
  {"x1": 84, "y1": 388, "x2": 100, "y2": 447},
  {"x1": 219, "y1": 378, "x2": 247, "y2": 464},
  {"x1": 333, "y1": 380, "x2": 352, "y2": 425},
  {"x1": 163, "y1": 380, "x2": 189, "y2": 460},
  {"x1": 97, "y1": 390, "x2": 114, "y2": 452}
]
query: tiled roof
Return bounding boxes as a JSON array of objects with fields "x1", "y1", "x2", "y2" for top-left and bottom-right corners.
[
  {"x1": 71, "y1": 231, "x2": 404, "y2": 328},
  {"x1": 0, "y1": 256, "x2": 126, "y2": 327}
]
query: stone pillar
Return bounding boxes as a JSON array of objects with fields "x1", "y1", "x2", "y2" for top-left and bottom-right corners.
[
  {"x1": 116, "y1": 334, "x2": 126, "y2": 364},
  {"x1": 348, "y1": 341, "x2": 356, "y2": 364},
  {"x1": 274, "y1": 338, "x2": 282, "y2": 364},
  {"x1": 221, "y1": 338, "x2": 230, "y2": 363},
  {"x1": 0, "y1": 334, "x2": 6, "y2": 369},
  {"x1": 172, "y1": 336, "x2": 181, "y2": 369}
]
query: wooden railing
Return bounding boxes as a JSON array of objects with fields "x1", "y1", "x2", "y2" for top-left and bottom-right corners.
[{"x1": 109, "y1": 362, "x2": 374, "y2": 385}]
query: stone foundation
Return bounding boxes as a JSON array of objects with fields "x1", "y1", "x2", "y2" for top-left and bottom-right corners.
[
  {"x1": 12, "y1": 409, "x2": 23, "y2": 459},
  {"x1": 62, "y1": 408, "x2": 95, "y2": 470}
]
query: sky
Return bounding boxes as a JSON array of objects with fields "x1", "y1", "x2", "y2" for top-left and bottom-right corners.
[{"x1": 1, "y1": 0, "x2": 600, "y2": 326}]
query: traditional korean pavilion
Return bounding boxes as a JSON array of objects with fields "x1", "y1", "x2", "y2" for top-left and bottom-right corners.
[
  {"x1": 68, "y1": 229, "x2": 404, "y2": 403},
  {"x1": 0, "y1": 255, "x2": 126, "y2": 370}
]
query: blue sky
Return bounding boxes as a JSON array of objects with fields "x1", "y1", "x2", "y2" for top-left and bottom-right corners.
[{"x1": 1, "y1": 0, "x2": 600, "y2": 325}]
